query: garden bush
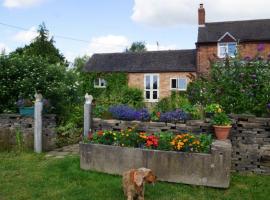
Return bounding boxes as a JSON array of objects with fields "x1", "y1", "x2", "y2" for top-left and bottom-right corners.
[
  {"x1": 187, "y1": 53, "x2": 270, "y2": 116},
  {"x1": 153, "y1": 92, "x2": 203, "y2": 119},
  {"x1": 0, "y1": 53, "x2": 78, "y2": 116},
  {"x1": 87, "y1": 128, "x2": 212, "y2": 153}
]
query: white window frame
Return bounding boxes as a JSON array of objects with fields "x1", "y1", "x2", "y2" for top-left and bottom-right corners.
[
  {"x1": 144, "y1": 74, "x2": 159, "y2": 102},
  {"x1": 217, "y1": 42, "x2": 237, "y2": 58},
  {"x1": 170, "y1": 78, "x2": 188, "y2": 91},
  {"x1": 94, "y1": 78, "x2": 106, "y2": 88}
]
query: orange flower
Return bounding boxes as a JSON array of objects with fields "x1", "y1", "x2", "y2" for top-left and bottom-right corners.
[{"x1": 98, "y1": 130, "x2": 104, "y2": 136}]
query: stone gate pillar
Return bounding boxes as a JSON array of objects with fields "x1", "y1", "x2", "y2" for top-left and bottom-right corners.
[
  {"x1": 84, "y1": 93, "x2": 93, "y2": 138},
  {"x1": 34, "y1": 93, "x2": 43, "y2": 153}
]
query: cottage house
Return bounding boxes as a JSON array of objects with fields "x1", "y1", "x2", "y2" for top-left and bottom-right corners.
[{"x1": 84, "y1": 4, "x2": 270, "y2": 102}]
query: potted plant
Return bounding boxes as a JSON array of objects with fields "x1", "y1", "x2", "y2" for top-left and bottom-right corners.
[
  {"x1": 211, "y1": 112, "x2": 232, "y2": 140},
  {"x1": 16, "y1": 98, "x2": 34, "y2": 116},
  {"x1": 205, "y1": 103, "x2": 223, "y2": 118}
]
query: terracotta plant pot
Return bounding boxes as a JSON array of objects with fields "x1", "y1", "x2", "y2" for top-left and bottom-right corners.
[{"x1": 213, "y1": 125, "x2": 232, "y2": 140}]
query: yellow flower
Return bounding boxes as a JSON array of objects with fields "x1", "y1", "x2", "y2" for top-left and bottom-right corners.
[
  {"x1": 183, "y1": 139, "x2": 188, "y2": 143},
  {"x1": 179, "y1": 142, "x2": 184, "y2": 146}
]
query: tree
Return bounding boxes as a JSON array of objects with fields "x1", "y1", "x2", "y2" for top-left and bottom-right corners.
[
  {"x1": 127, "y1": 41, "x2": 147, "y2": 53},
  {"x1": 13, "y1": 23, "x2": 67, "y2": 65}
]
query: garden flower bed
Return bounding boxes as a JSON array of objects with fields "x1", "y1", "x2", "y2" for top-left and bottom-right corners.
[{"x1": 80, "y1": 129, "x2": 232, "y2": 188}]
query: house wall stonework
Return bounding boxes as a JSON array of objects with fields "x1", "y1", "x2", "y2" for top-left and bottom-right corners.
[
  {"x1": 197, "y1": 42, "x2": 270, "y2": 74},
  {"x1": 128, "y1": 72, "x2": 196, "y2": 100}
]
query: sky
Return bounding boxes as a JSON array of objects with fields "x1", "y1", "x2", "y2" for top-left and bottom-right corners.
[{"x1": 1, "y1": 0, "x2": 270, "y2": 62}]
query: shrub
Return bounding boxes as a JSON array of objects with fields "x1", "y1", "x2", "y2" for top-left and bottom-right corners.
[
  {"x1": 0, "y1": 53, "x2": 78, "y2": 116},
  {"x1": 56, "y1": 122, "x2": 82, "y2": 147},
  {"x1": 187, "y1": 53, "x2": 270, "y2": 116},
  {"x1": 154, "y1": 92, "x2": 203, "y2": 119}
]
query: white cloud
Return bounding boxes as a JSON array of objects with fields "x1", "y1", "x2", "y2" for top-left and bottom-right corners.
[
  {"x1": 85, "y1": 35, "x2": 129, "y2": 55},
  {"x1": 3, "y1": 0, "x2": 44, "y2": 8},
  {"x1": 13, "y1": 26, "x2": 38, "y2": 43},
  {"x1": 131, "y1": 0, "x2": 270, "y2": 27},
  {"x1": 0, "y1": 43, "x2": 10, "y2": 53},
  {"x1": 84, "y1": 34, "x2": 178, "y2": 56}
]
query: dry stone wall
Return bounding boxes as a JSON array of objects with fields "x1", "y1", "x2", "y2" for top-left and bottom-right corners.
[
  {"x1": 0, "y1": 114, "x2": 56, "y2": 151},
  {"x1": 93, "y1": 116, "x2": 270, "y2": 175}
]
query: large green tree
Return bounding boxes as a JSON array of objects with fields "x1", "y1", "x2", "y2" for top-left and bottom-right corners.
[{"x1": 13, "y1": 23, "x2": 67, "y2": 65}]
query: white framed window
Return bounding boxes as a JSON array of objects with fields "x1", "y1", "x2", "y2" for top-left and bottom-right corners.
[
  {"x1": 170, "y1": 78, "x2": 188, "y2": 91},
  {"x1": 218, "y1": 42, "x2": 237, "y2": 58},
  {"x1": 94, "y1": 78, "x2": 106, "y2": 88},
  {"x1": 144, "y1": 74, "x2": 159, "y2": 102}
]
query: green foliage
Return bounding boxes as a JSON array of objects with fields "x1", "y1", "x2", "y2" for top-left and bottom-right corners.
[
  {"x1": 74, "y1": 56, "x2": 144, "y2": 110},
  {"x1": 15, "y1": 129, "x2": 24, "y2": 152},
  {"x1": 211, "y1": 112, "x2": 232, "y2": 126},
  {"x1": 92, "y1": 130, "x2": 116, "y2": 145},
  {"x1": 205, "y1": 103, "x2": 223, "y2": 113},
  {"x1": 153, "y1": 92, "x2": 203, "y2": 119},
  {"x1": 198, "y1": 134, "x2": 213, "y2": 153},
  {"x1": 56, "y1": 122, "x2": 82, "y2": 147},
  {"x1": 156, "y1": 132, "x2": 174, "y2": 151},
  {"x1": 0, "y1": 53, "x2": 78, "y2": 115},
  {"x1": 187, "y1": 56, "x2": 270, "y2": 116},
  {"x1": 127, "y1": 41, "x2": 147, "y2": 52}
]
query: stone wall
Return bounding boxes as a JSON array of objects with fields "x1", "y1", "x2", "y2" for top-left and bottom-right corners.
[
  {"x1": 0, "y1": 114, "x2": 56, "y2": 151},
  {"x1": 93, "y1": 116, "x2": 270, "y2": 174},
  {"x1": 230, "y1": 115, "x2": 270, "y2": 174}
]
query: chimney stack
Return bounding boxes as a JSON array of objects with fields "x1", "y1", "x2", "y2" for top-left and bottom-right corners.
[{"x1": 198, "y1": 3, "x2": 205, "y2": 27}]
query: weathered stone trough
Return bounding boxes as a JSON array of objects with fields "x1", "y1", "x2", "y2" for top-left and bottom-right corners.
[{"x1": 80, "y1": 140, "x2": 232, "y2": 188}]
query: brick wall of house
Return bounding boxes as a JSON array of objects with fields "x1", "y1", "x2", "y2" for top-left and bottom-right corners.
[
  {"x1": 196, "y1": 44, "x2": 217, "y2": 74},
  {"x1": 197, "y1": 42, "x2": 270, "y2": 74},
  {"x1": 128, "y1": 72, "x2": 196, "y2": 100}
]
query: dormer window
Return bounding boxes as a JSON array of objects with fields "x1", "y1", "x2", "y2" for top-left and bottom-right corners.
[
  {"x1": 217, "y1": 32, "x2": 237, "y2": 58},
  {"x1": 218, "y1": 42, "x2": 237, "y2": 58}
]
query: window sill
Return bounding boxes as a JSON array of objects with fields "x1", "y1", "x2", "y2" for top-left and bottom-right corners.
[
  {"x1": 170, "y1": 89, "x2": 187, "y2": 91},
  {"x1": 94, "y1": 86, "x2": 106, "y2": 88},
  {"x1": 144, "y1": 99, "x2": 159, "y2": 103}
]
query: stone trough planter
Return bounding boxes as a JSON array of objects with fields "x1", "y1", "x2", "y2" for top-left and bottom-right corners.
[{"x1": 80, "y1": 140, "x2": 232, "y2": 188}]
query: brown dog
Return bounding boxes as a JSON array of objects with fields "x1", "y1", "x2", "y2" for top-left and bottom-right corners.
[{"x1": 122, "y1": 168, "x2": 157, "y2": 200}]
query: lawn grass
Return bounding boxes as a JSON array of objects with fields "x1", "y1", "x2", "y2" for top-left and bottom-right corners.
[{"x1": 0, "y1": 152, "x2": 269, "y2": 200}]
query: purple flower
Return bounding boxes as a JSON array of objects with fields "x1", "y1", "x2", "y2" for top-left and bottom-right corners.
[
  {"x1": 16, "y1": 99, "x2": 25, "y2": 107},
  {"x1": 244, "y1": 55, "x2": 252, "y2": 61},
  {"x1": 160, "y1": 109, "x2": 187, "y2": 123},
  {"x1": 257, "y1": 44, "x2": 265, "y2": 52},
  {"x1": 109, "y1": 105, "x2": 150, "y2": 121},
  {"x1": 251, "y1": 74, "x2": 257, "y2": 79},
  {"x1": 267, "y1": 103, "x2": 270, "y2": 110}
]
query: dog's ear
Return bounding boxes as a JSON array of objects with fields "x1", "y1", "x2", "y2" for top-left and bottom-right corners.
[{"x1": 133, "y1": 170, "x2": 144, "y2": 186}]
